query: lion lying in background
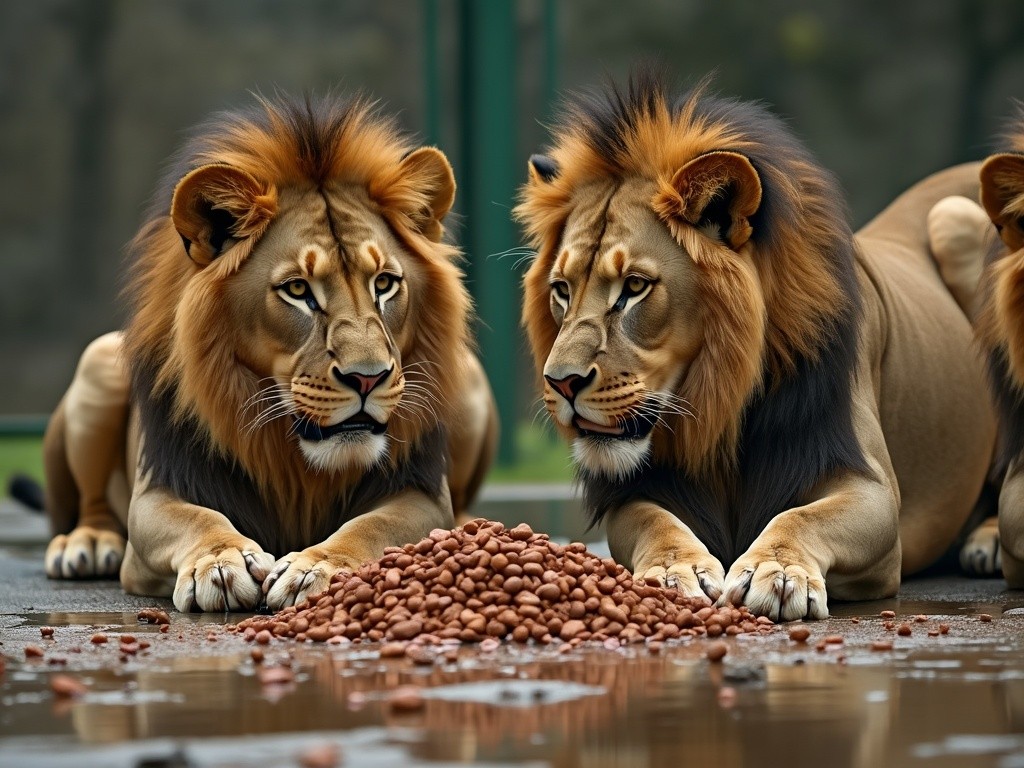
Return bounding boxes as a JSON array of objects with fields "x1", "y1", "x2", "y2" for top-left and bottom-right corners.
[
  {"x1": 43, "y1": 93, "x2": 497, "y2": 611},
  {"x1": 925, "y1": 113, "x2": 1024, "y2": 587},
  {"x1": 516, "y1": 70, "x2": 995, "y2": 620}
]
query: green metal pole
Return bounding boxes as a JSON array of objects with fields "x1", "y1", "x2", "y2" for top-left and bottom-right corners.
[
  {"x1": 459, "y1": 0, "x2": 518, "y2": 465},
  {"x1": 422, "y1": 0, "x2": 440, "y2": 146}
]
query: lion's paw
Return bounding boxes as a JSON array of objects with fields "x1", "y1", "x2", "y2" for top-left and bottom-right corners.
[
  {"x1": 174, "y1": 545, "x2": 274, "y2": 612},
  {"x1": 960, "y1": 520, "x2": 1001, "y2": 577},
  {"x1": 635, "y1": 552, "x2": 725, "y2": 602},
  {"x1": 45, "y1": 526, "x2": 125, "y2": 580},
  {"x1": 263, "y1": 549, "x2": 359, "y2": 610},
  {"x1": 721, "y1": 553, "x2": 828, "y2": 621}
]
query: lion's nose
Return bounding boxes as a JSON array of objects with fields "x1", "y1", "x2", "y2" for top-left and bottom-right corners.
[
  {"x1": 332, "y1": 366, "x2": 392, "y2": 396},
  {"x1": 544, "y1": 369, "x2": 596, "y2": 402}
]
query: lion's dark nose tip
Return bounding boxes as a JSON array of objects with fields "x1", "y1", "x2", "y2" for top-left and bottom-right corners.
[
  {"x1": 544, "y1": 369, "x2": 595, "y2": 402},
  {"x1": 333, "y1": 367, "x2": 391, "y2": 395}
]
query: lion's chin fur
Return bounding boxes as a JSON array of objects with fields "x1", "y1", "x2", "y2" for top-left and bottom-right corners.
[
  {"x1": 573, "y1": 435, "x2": 651, "y2": 480},
  {"x1": 299, "y1": 433, "x2": 389, "y2": 473}
]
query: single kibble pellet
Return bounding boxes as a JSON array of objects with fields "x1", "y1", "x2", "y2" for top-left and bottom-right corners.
[
  {"x1": 234, "y1": 520, "x2": 770, "y2": 647},
  {"x1": 938, "y1": 624, "x2": 950, "y2": 635},
  {"x1": 40, "y1": 627, "x2": 54, "y2": 638},
  {"x1": 914, "y1": 614, "x2": 928, "y2": 623},
  {"x1": 871, "y1": 640, "x2": 893, "y2": 651},
  {"x1": 897, "y1": 623, "x2": 912, "y2": 636},
  {"x1": 879, "y1": 610, "x2": 896, "y2": 619},
  {"x1": 979, "y1": 614, "x2": 993, "y2": 622},
  {"x1": 705, "y1": 641, "x2": 728, "y2": 662},
  {"x1": 250, "y1": 648, "x2": 264, "y2": 664},
  {"x1": 50, "y1": 674, "x2": 88, "y2": 698},
  {"x1": 90, "y1": 633, "x2": 108, "y2": 645},
  {"x1": 24, "y1": 645, "x2": 44, "y2": 658},
  {"x1": 788, "y1": 626, "x2": 811, "y2": 643},
  {"x1": 824, "y1": 635, "x2": 843, "y2": 645}
]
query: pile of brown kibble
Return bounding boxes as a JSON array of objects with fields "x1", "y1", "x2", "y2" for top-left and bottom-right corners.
[{"x1": 235, "y1": 520, "x2": 772, "y2": 645}]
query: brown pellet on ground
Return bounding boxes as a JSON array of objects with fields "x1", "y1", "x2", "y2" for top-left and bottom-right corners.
[
  {"x1": 871, "y1": 640, "x2": 894, "y2": 651},
  {"x1": 137, "y1": 608, "x2": 171, "y2": 625},
  {"x1": 880, "y1": 610, "x2": 896, "y2": 619},
  {"x1": 390, "y1": 686, "x2": 426, "y2": 712},
  {"x1": 250, "y1": 648, "x2": 265, "y2": 664},
  {"x1": 255, "y1": 630, "x2": 272, "y2": 646},
  {"x1": 235, "y1": 520, "x2": 768, "y2": 647},
  {"x1": 788, "y1": 626, "x2": 811, "y2": 643},
  {"x1": 298, "y1": 742, "x2": 342, "y2": 768},
  {"x1": 40, "y1": 627, "x2": 54, "y2": 638},
  {"x1": 50, "y1": 674, "x2": 88, "y2": 698},
  {"x1": 705, "y1": 641, "x2": 728, "y2": 662},
  {"x1": 928, "y1": 629, "x2": 940, "y2": 637},
  {"x1": 979, "y1": 614, "x2": 993, "y2": 622},
  {"x1": 897, "y1": 623, "x2": 912, "y2": 636},
  {"x1": 939, "y1": 624, "x2": 950, "y2": 635},
  {"x1": 24, "y1": 644, "x2": 44, "y2": 659},
  {"x1": 90, "y1": 633, "x2": 108, "y2": 645},
  {"x1": 824, "y1": 635, "x2": 843, "y2": 645},
  {"x1": 914, "y1": 614, "x2": 928, "y2": 623}
]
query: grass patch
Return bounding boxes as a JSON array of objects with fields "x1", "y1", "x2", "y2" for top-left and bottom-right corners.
[
  {"x1": 0, "y1": 436, "x2": 44, "y2": 488},
  {"x1": 485, "y1": 422, "x2": 574, "y2": 484}
]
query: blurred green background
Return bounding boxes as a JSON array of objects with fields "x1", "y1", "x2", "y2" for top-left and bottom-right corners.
[{"x1": 2, "y1": 0, "x2": 1024, "y2": 488}]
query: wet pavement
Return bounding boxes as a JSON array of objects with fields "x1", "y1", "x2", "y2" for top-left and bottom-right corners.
[{"x1": 3, "y1": 538, "x2": 1024, "y2": 767}]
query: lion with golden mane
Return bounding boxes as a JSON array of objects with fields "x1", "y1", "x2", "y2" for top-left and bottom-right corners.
[
  {"x1": 516, "y1": 71, "x2": 996, "y2": 620},
  {"x1": 923, "y1": 109, "x2": 1024, "y2": 586},
  {"x1": 42, "y1": 93, "x2": 497, "y2": 612}
]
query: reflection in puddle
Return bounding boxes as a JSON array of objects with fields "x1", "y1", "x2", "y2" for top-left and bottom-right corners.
[{"x1": 2, "y1": 613, "x2": 1024, "y2": 766}]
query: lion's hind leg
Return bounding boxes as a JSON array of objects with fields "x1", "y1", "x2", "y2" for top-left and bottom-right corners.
[
  {"x1": 44, "y1": 332, "x2": 129, "y2": 580},
  {"x1": 927, "y1": 195, "x2": 992, "y2": 317}
]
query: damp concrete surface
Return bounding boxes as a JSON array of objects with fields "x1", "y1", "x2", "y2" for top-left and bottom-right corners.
[{"x1": 3, "y1": 521, "x2": 1024, "y2": 767}]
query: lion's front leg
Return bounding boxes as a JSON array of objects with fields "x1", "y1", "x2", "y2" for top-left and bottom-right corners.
[
  {"x1": 722, "y1": 472, "x2": 900, "y2": 621},
  {"x1": 263, "y1": 485, "x2": 454, "y2": 609},
  {"x1": 607, "y1": 500, "x2": 725, "y2": 602},
  {"x1": 125, "y1": 484, "x2": 275, "y2": 612}
]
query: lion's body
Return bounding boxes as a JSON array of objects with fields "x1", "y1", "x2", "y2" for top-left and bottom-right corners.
[
  {"x1": 43, "y1": 95, "x2": 497, "y2": 611},
  {"x1": 517, "y1": 72, "x2": 995, "y2": 619},
  {"x1": 922, "y1": 121, "x2": 1024, "y2": 586}
]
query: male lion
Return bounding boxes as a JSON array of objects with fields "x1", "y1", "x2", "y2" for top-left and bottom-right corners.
[
  {"x1": 516, "y1": 71, "x2": 995, "y2": 620},
  {"x1": 42, "y1": 93, "x2": 497, "y2": 611},
  {"x1": 924, "y1": 111, "x2": 1024, "y2": 587}
]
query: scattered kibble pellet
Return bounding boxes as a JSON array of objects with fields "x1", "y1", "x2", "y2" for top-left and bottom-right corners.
[
  {"x1": 705, "y1": 641, "x2": 728, "y2": 662},
  {"x1": 24, "y1": 644, "x2": 44, "y2": 658},
  {"x1": 90, "y1": 633, "x2": 108, "y2": 645},
  {"x1": 824, "y1": 635, "x2": 844, "y2": 645},
  {"x1": 298, "y1": 743, "x2": 341, "y2": 768},
  {"x1": 250, "y1": 648, "x2": 264, "y2": 664},
  {"x1": 880, "y1": 610, "x2": 896, "y2": 619},
  {"x1": 914, "y1": 614, "x2": 928, "y2": 623},
  {"x1": 871, "y1": 640, "x2": 893, "y2": 651},
  {"x1": 40, "y1": 627, "x2": 54, "y2": 638},
  {"x1": 258, "y1": 666, "x2": 294, "y2": 686},
  {"x1": 897, "y1": 623, "x2": 912, "y2": 636},
  {"x1": 928, "y1": 629, "x2": 940, "y2": 637},
  {"x1": 979, "y1": 614, "x2": 993, "y2": 622},
  {"x1": 49, "y1": 674, "x2": 88, "y2": 698},
  {"x1": 236, "y1": 520, "x2": 770, "y2": 647},
  {"x1": 939, "y1": 624, "x2": 950, "y2": 635},
  {"x1": 788, "y1": 626, "x2": 811, "y2": 643},
  {"x1": 137, "y1": 608, "x2": 170, "y2": 625},
  {"x1": 255, "y1": 630, "x2": 272, "y2": 646},
  {"x1": 389, "y1": 686, "x2": 425, "y2": 712}
]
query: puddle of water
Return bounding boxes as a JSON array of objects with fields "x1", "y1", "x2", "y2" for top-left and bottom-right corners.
[{"x1": 3, "y1": 611, "x2": 1024, "y2": 767}]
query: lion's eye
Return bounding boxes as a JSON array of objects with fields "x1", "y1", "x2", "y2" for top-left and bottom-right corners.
[
  {"x1": 374, "y1": 273, "x2": 399, "y2": 294},
  {"x1": 623, "y1": 276, "x2": 650, "y2": 296},
  {"x1": 277, "y1": 278, "x2": 320, "y2": 311},
  {"x1": 551, "y1": 281, "x2": 570, "y2": 301}
]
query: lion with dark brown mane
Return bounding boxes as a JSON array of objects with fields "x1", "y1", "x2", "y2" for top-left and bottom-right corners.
[
  {"x1": 42, "y1": 92, "x2": 497, "y2": 611},
  {"x1": 516, "y1": 70, "x2": 995, "y2": 619}
]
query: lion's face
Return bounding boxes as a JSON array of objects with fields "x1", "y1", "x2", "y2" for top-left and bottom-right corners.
[
  {"x1": 540, "y1": 179, "x2": 705, "y2": 477},
  {"x1": 227, "y1": 185, "x2": 425, "y2": 471},
  {"x1": 164, "y1": 144, "x2": 463, "y2": 475}
]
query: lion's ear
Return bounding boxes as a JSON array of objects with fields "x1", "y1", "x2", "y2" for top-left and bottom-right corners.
[
  {"x1": 171, "y1": 163, "x2": 278, "y2": 266},
  {"x1": 981, "y1": 153, "x2": 1024, "y2": 251},
  {"x1": 654, "y1": 150, "x2": 762, "y2": 251},
  {"x1": 395, "y1": 147, "x2": 456, "y2": 242},
  {"x1": 527, "y1": 154, "x2": 559, "y2": 184}
]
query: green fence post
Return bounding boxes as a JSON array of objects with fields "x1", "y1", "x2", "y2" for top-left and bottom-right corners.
[{"x1": 458, "y1": 0, "x2": 518, "y2": 466}]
